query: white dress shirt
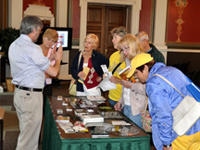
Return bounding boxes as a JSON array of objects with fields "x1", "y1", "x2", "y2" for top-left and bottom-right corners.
[{"x1": 9, "y1": 34, "x2": 50, "y2": 88}]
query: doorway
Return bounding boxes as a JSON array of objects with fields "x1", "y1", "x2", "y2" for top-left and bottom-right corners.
[
  {"x1": 87, "y1": 4, "x2": 130, "y2": 57},
  {"x1": 79, "y1": 0, "x2": 141, "y2": 56}
]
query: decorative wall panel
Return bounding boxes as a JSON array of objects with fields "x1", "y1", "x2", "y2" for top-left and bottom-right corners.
[{"x1": 166, "y1": 0, "x2": 200, "y2": 48}]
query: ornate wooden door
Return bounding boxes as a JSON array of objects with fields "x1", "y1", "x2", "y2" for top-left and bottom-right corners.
[{"x1": 87, "y1": 5, "x2": 127, "y2": 57}]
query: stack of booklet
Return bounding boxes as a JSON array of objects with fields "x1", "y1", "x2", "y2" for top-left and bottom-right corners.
[
  {"x1": 81, "y1": 114, "x2": 104, "y2": 124},
  {"x1": 86, "y1": 96, "x2": 106, "y2": 101},
  {"x1": 90, "y1": 129, "x2": 109, "y2": 138}
]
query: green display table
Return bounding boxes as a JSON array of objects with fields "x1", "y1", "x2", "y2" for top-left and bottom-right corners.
[{"x1": 42, "y1": 97, "x2": 150, "y2": 150}]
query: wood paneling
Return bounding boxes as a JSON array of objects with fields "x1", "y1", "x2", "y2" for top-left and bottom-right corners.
[
  {"x1": 88, "y1": 7, "x2": 103, "y2": 24},
  {"x1": 0, "y1": 0, "x2": 8, "y2": 30},
  {"x1": 0, "y1": 0, "x2": 2, "y2": 30},
  {"x1": 107, "y1": 7, "x2": 126, "y2": 25},
  {"x1": 105, "y1": 6, "x2": 126, "y2": 57},
  {"x1": 87, "y1": 5, "x2": 105, "y2": 53},
  {"x1": 87, "y1": 5, "x2": 127, "y2": 57}
]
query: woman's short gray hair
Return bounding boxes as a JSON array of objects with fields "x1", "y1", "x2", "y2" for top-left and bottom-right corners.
[{"x1": 110, "y1": 26, "x2": 128, "y2": 37}]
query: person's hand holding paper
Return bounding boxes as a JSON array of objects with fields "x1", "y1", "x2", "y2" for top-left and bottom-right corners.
[
  {"x1": 121, "y1": 80, "x2": 132, "y2": 89},
  {"x1": 99, "y1": 64, "x2": 117, "y2": 91},
  {"x1": 98, "y1": 75, "x2": 117, "y2": 91},
  {"x1": 109, "y1": 76, "x2": 122, "y2": 84},
  {"x1": 96, "y1": 76, "x2": 102, "y2": 82}
]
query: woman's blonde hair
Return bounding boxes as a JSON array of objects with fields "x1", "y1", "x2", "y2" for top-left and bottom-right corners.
[
  {"x1": 43, "y1": 28, "x2": 59, "y2": 42},
  {"x1": 117, "y1": 34, "x2": 144, "y2": 62},
  {"x1": 84, "y1": 33, "x2": 99, "y2": 50}
]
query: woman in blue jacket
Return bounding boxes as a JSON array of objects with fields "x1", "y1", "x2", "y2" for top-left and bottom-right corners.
[
  {"x1": 127, "y1": 53, "x2": 200, "y2": 150},
  {"x1": 71, "y1": 34, "x2": 109, "y2": 96}
]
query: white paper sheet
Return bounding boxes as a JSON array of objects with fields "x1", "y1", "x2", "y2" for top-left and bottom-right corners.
[{"x1": 98, "y1": 75, "x2": 117, "y2": 91}]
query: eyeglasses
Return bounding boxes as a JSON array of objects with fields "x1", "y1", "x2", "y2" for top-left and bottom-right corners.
[
  {"x1": 121, "y1": 46, "x2": 129, "y2": 52},
  {"x1": 133, "y1": 71, "x2": 137, "y2": 77}
]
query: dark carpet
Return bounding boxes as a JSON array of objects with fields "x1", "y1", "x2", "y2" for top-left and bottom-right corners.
[
  {"x1": 3, "y1": 131, "x2": 43, "y2": 150},
  {"x1": 3, "y1": 131, "x2": 19, "y2": 150}
]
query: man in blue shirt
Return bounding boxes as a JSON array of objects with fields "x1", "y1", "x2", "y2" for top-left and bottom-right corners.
[
  {"x1": 127, "y1": 53, "x2": 200, "y2": 150},
  {"x1": 9, "y1": 16, "x2": 63, "y2": 150}
]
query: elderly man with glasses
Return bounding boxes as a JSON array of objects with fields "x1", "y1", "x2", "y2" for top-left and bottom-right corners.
[{"x1": 136, "y1": 31, "x2": 165, "y2": 64}]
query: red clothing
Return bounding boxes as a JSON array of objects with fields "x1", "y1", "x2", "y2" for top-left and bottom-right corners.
[{"x1": 84, "y1": 58, "x2": 99, "y2": 89}]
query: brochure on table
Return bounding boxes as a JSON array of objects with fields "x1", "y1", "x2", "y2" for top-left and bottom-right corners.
[{"x1": 55, "y1": 96, "x2": 140, "y2": 137}]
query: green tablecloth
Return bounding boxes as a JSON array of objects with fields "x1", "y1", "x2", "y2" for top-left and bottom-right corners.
[{"x1": 42, "y1": 98, "x2": 150, "y2": 150}]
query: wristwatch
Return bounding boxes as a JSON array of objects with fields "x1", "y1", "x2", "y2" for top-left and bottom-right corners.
[{"x1": 163, "y1": 144, "x2": 172, "y2": 148}]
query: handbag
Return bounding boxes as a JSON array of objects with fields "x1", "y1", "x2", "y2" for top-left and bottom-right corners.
[
  {"x1": 141, "y1": 98, "x2": 152, "y2": 132},
  {"x1": 68, "y1": 51, "x2": 82, "y2": 96},
  {"x1": 68, "y1": 78, "x2": 77, "y2": 96},
  {"x1": 153, "y1": 74, "x2": 200, "y2": 136}
]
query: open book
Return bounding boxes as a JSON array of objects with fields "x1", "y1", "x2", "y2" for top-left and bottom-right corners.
[{"x1": 118, "y1": 66, "x2": 136, "y2": 83}]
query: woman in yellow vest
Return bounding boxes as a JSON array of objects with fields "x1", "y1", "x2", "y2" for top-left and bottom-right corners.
[{"x1": 108, "y1": 26, "x2": 128, "y2": 106}]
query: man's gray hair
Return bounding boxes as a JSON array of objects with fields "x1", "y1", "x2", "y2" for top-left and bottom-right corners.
[
  {"x1": 20, "y1": 16, "x2": 43, "y2": 35},
  {"x1": 135, "y1": 31, "x2": 150, "y2": 42}
]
